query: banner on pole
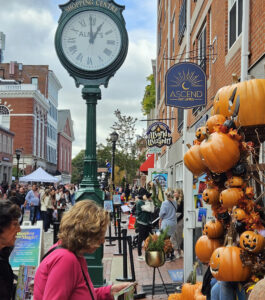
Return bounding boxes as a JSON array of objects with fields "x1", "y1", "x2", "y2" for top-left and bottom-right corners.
[{"x1": 165, "y1": 62, "x2": 207, "y2": 109}]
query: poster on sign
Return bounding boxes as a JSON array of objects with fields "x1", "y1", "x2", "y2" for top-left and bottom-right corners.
[{"x1": 9, "y1": 225, "x2": 42, "y2": 270}]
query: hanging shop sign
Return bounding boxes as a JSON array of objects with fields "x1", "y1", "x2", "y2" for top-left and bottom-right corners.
[
  {"x1": 165, "y1": 62, "x2": 207, "y2": 109},
  {"x1": 146, "y1": 122, "x2": 172, "y2": 148}
]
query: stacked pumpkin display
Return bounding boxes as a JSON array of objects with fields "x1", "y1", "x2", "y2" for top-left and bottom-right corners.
[{"x1": 183, "y1": 109, "x2": 265, "y2": 296}]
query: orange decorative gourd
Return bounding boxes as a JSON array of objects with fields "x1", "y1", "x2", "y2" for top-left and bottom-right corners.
[
  {"x1": 168, "y1": 293, "x2": 182, "y2": 300},
  {"x1": 225, "y1": 176, "x2": 244, "y2": 187},
  {"x1": 203, "y1": 220, "x2": 224, "y2": 239},
  {"x1": 196, "y1": 126, "x2": 207, "y2": 142},
  {"x1": 240, "y1": 231, "x2": 265, "y2": 253},
  {"x1": 209, "y1": 238, "x2": 251, "y2": 281},
  {"x1": 195, "y1": 235, "x2": 222, "y2": 263},
  {"x1": 206, "y1": 114, "x2": 226, "y2": 133},
  {"x1": 181, "y1": 282, "x2": 201, "y2": 300},
  {"x1": 199, "y1": 132, "x2": 240, "y2": 173},
  {"x1": 211, "y1": 79, "x2": 265, "y2": 127},
  {"x1": 184, "y1": 145, "x2": 207, "y2": 176},
  {"x1": 219, "y1": 188, "x2": 244, "y2": 209},
  {"x1": 232, "y1": 207, "x2": 247, "y2": 221},
  {"x1": 202, "y1": 188, "x2": 219, "y2": 205}
]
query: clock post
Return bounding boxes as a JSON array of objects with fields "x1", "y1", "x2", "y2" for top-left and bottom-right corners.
[{"x1": 55, "y1": 0, "x2": 128, "y2": 287}]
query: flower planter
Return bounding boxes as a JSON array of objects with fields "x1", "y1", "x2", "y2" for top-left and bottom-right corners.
[{"x1": 145, "y1": 251, "x2": 165, "y2": 268}]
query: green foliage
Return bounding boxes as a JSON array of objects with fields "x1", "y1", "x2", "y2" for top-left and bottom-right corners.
[
  {"x1": 71, "y1": 150, "x2": 85, "y2": 184},
  {"x1": 141, "y1": 74, "x2": 156, "y2": 115},
  {"x1": 146, "y1": 227, "x2": 169, "y2": 252}
]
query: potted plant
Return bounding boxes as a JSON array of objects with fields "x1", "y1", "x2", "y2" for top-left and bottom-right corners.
[{"x1": 144, "y1": 227, "x2": 173, "y2": 267}]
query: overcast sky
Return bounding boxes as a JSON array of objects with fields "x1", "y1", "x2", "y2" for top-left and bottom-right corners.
[{"x1": 0, "y1": 0, "x2": 156, "y2": 157}]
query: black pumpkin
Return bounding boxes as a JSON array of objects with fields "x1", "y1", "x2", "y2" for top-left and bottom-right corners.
[
  {"x1": 223, "y1": 119, "x2": 236, "y2": 130},
  {"x1": 210, "y1": 172, "x2": 227, "y2": 185},
  {"x1": 234, "y1": 220, "x2": 246, "y2": 234},
  {"x1": 232, "y1": 163, "x2": 247, "y2": 176},
  {"x1": 217, "y1": 211, "x2": 230, "y2": 224}
]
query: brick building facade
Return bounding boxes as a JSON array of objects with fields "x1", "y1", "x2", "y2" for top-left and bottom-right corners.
[
  {"x1": 57, "y1": 110, "x2": 74, "y2": 184},
  {"x1": 155, "y1": 0, "x2": 265, "y2": 187},
  {"x1": 0, "y1": 62, "x2": 63, "y2": 176}
]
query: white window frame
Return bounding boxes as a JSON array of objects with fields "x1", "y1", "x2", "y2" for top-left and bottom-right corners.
[
  {"x1": 175, "y1": 162, "x2": 183, "y2": 189},
  {"x1": 228, "y1": 0, "x2": 243, "y2": 49},
  {"x1": 172, "y1": 13, "x2": 175, "y2": 54}
]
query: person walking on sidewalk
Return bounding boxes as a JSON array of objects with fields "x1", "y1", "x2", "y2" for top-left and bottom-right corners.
[
  {"x1": 159, "y1": 190, "x2": 178, "y2": 261},
  {"x1": 40, "y1": 189, "x2": 50, "y2": 232},
  {"x1": 0, "y1": 200, "x2": 21, "y2": 300},
  {"x1": 174, "y1": 188, "x2": 184, "y2": 258},
  {"x1": 25, "y1": 184, "x2": 40, "y2": 225},
  {"x1": 136, "y1": 187, "x2": 154, "y2": 261},
  {"x1": 34, "y1": 200, "x2": 132, "y2": 300}
]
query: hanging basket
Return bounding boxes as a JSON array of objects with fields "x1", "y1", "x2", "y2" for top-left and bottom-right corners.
[{"x1": 145, "y1": 251, "x2": 165, "y2": 268}]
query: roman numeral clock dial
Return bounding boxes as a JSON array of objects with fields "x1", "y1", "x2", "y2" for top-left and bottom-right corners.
[{"x1": 61, "y1": 10, "x2": 122, "y2": 71}]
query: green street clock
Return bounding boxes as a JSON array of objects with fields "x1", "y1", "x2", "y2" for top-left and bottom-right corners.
[{"x1": 55, "y1": 0, "x2": 128, "y2": 87}]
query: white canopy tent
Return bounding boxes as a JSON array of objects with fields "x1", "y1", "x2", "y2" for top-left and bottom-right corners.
[{"x1": 19, "y1": 167, "x2": 59, "y2": 183}]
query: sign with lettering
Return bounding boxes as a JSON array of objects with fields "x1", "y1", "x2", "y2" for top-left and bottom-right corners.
[
  {"x1": 10, "y1": 227, "x2": 41, "y2": 270},
  {"x1": 165, "y1": 62, "x2": 207, "y2": 109},
  {"x1": 146, "y1": 122, "x2": 172, "y2": 148}
]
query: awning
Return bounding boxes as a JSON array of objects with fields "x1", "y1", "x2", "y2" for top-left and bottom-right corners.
[{"x1": 140, "y1": 154, "x2": 155, "y2": 172}]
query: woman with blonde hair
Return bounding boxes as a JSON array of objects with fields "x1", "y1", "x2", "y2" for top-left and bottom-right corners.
[
  {"x1": 34, "y1": 200, "x2": 132, "y2": 300},
  {"x1": 174, "y1": 188, "x2": 184, "y2": 258}
]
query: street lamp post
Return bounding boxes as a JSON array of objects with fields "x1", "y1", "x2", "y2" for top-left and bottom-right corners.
[
  {"x1": 15, "y1": 149, "x2": 22, "y2": 181},
  {"x1": 110, "y1": 131, "x2": 119, "y2": 191}
]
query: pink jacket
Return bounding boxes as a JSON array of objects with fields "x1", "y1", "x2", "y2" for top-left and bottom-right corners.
[{"x1": 34, "y1": 246, "x2": 112, "y2": 300}]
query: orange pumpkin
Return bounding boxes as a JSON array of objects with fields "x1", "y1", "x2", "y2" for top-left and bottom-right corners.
[
  {"x1": 225, "y1": 176, "x2": 244, "y2": 187},
  {"x1": 184, "y1": 145, "x2": 207, "y2": 176},
  {"x1": 168, "y1": 293, "x2": 182, "y2": 300},
  {"x1": 195, "y1": 235, "x2": 222, "y2": 263},
  {"x1": 240, "y1": 231, "x2": 265, "y2": 253},
  {"x1": 219, "y1": 188, "x2": 244, "y2": 209},
  {"x1": 209, "y1": 241, "x2": 251, "y2": 281},
  {"x1": 181, "y1": 282, "x2": 201, "y2": 300},
  {"x1": 196, "y1": 126, "x2": 207, "y2": 142},
  {"x1": 206, "y1": 114, "x2": 226, "y2": 133},
  {"x1": 199, "y1": 132, "x2": 240, "y2": 173},
  {"x1": 211, "y1": 79, "x2": 265, "y2": 127},
  {"x1": 202, "y1": 188, "x2": 219, "y2": 205},
  {"x1": 232, "y1": 207, "x2": 247, "y2": 221},
  {"x1": 203, "y1": 220, "x2": 224, "y2": 239}
]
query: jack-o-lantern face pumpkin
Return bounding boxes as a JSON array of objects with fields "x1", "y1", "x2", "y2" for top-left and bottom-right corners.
[
  {"x1": 240, "y1": 231, "x2": 265, "y2": 253},
  {"x1": 210, "y1": 243, "x2": 251, "y2": 281},
  {"x1": 219, "y1": 188, "x2": 244, "y2": 209},
  {"x1": 196, "y1": 126, "x2": 207, "y2": 142},
  {"x1": 206, "y1": 115, "x2": 226, "y2": 133},
  {"x1": 203, "y1": 220, "x2": 224, "y2": 239},
  {"x1": 225, "y1": 176, "x2": 244, "y2": 188},
  {"x1": 232, "y1": 208, "x2": 247, "y2": 221},
  {"x1": 202, "y1": 188, "x2": 219, "y2": 205}
]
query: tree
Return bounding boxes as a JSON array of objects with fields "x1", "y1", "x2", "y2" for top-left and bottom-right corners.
[
  {"x1": 141, "y1": 74, "x2": 156, "y2": 115},
  {"x1": 110, "y1": 109, "x2": 137, "y2": 155},
  {"x1": 71, "y1": 150, "x2": 85, "y2": 184}
]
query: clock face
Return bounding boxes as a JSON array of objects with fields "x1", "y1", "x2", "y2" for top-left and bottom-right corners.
[{"x1": 61, "y1": 10, "x2": 122, "y2": 71}]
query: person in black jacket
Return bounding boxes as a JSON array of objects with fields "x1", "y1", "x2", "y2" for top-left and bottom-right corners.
[{"x1": 0, "y1": 200, "x2": 21, "y2": 300}]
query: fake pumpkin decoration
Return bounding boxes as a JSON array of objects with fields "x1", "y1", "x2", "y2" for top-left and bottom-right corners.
[
  {"x1": 195, "y1": 235, "x2": 222, "y2": 263},
  {"x1": 219, "y1": 188, "x2": 244, "y2": 209},
  {"x1": 211, "y1": 79, "x2": 265, "y2": 127},
  {"x1": 225, "y1": 176, "x2": 244, "y2": 188},
  {"x1": 203, "y1": 220, "x2": 224, "y2": 239},
  {"x1": 168, "y1": 293, "x2": 182, "y2": 300},
  {"x1": 184, "y1": 144, "x2": 207, "y2": 176},
  {"x1": 199, "y1": 132, "x2": 240, "y2": 173},
  {"x1": 206, "y1": 114, "x2": 226, "y2": 133},
  {"x1": 202, "y1": 188, "x2": 219, "y2": 205},
  {"x1": 196, "y1": 126, "x2": 207, "y2": 142},
  {"x1": 209, "y1": 238, "x2": 251, "y2": 281},
  {"x1": 240, "y1": 231, "x2": 265, "y2": 253},
  {"x1": 233, "y1": 207, "x2": 247, "y2": 221}
]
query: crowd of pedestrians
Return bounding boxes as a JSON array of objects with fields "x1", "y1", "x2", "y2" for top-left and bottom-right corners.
[{"x1": 0, "y1": 182, "x2": 78, "y2": 231}]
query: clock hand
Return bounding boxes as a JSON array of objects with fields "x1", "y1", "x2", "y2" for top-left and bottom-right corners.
[
  {"x1": 89, "y1": 15, "x2": 94, "y2": 44},
  {"x1": 91, "y1": 22, "x2": 104, "y2": 43}
]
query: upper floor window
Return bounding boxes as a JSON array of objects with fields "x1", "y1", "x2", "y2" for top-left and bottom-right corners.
[
  {"x1": 177, "y1": 108, "x2": 184, "y2": 132},
  {"x1": 229, "y1": 0, "x2": 243, "y2": 48},
  {"x1": 0, "y1": 105, "x2": 10, "y2": 129},
  {"x1": 178, "y1": 0, "x2": 186, "y2": 44},
  {"x1": 31, "y1": 77, "x2": 39, "y2": 89},
  {"x1": 197, "y1": 24, "x2": 207, "y2": 73}
]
